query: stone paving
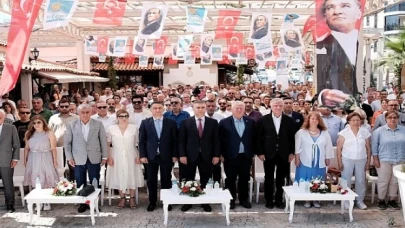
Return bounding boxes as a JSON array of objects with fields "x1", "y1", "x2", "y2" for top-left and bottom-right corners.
[{"x1": 0, "y1": 188, "x2": 404, "y2": 228}]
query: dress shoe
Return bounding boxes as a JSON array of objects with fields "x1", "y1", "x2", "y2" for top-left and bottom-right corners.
[
  {"x1": 240, "y1": 201, "x2": 252, "y2": 209},
  {"x1": 265, "y1": 202, "x2": 274, "y2": 209},
  {"x1": 168, "y1": 205, "x2": 172, "y2": 211},
  {"x1": 230, "y1": 200, "x2": 236, "y2": 209},
  {"x1": 181, "y1": 204, "x2": 192, "y2": 212},
  {"x1": 201, "y1": 204, "x2": 212, "y2": 212},
  {"x1": 7, "y1": 206, "x2": 15, "y2": 213},
  {"x1": 147, "y1": 204, "x2": 156, "y2": 212},
  {"x1": 78, "y1": 204, "x2": 88, "y2": 213},
  {"x1": 275, "y1": 201, "x2": 284, "y2": 209}
]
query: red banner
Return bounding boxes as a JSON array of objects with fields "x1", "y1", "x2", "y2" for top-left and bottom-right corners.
[
  {"x1": 97, "y1": 36, "x2": 109, "y2": 54},
  {"x1": 215, "y1": 10, "x2": 241, "y2": 39},
  {"x1": 226, "y1": 33, "x2": 243, "y2": 58},
  {"x1": 167, "y1": 57, "x2": 178, "y2": 65},
  {"x1": 190, "y1": 44, "x2": 201, "y2": 59},
  {"x1": 153, "y1": 36, "x2": 168, "y2": 55},
  {"x1": 93, "y1": 0, "x2": 126, "y2": 26},
  {"x1": 0, "y1": 0, "x2": 44, "y2": 96},
  {"x1": 124, "y1": 54, "x2": 135, "y2": 64},
  {"x1": 245, "y1": 45, "x2": 255, "y2": 59}
]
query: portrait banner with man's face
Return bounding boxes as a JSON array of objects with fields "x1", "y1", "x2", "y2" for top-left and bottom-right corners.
[
  {"x1": 248, "y1": 12, "x2": 272, "y2": 43},
  {"x1": 84, "y1": 36, "x2": 98, "y2": 55},
  {"x1": 186, "y1": 7, "x2": 207, "y2": 33},
  {"x1": 315, "y1": 0, "x2": 365, "y2": 110},
  {"x1": 112, "y1": 36, "x2": 128, "y2": 57},
  {"x1": 280, "y1": 27, "x2": 304, "y2": 51},
  {"x1": 211, "y1": 45, "x2": 223, "y2": 61},
  {"x1": 133, "y1": 36, "x2": 147, "y2": 55},
  {"x1": 138, "y1": 4, "x2": 169, "y2": 39}
]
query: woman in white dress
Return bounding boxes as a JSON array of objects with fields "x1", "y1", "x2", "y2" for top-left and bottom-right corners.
[{"x1": 106, "y1": 109, "x2": 144, "y2": 209}]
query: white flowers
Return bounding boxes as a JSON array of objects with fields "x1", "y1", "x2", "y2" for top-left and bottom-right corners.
[
  {"x1": 313, "y1": 179, "x2": 320, "y2": 184},
  {"x1": 319, "y1": 183, "x2": 328, "y2": 190},
  {"x1": 185, "y1": 181, "x2": 193, "y2": 187},
  {"x1": 190, "y1": 187, "x2": 196, "y2": 191}
]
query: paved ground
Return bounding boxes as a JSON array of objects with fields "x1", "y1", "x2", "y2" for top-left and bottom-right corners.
[{"x1": 0, "y1": 186, "x2": 404, "y2": 228}]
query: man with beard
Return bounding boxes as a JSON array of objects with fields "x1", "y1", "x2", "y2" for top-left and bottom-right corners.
[
  {"x1": 243, "y1": 97, "x2": 262, "y2": 122},
  {"x1": 216, "y1": 98, "x2": 232, "y2": 118}
]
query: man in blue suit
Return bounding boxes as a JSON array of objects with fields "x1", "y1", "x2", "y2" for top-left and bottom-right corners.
[
  {"x1": 139, "y1": 102, "x2": 178, "y2": 212},
  {"x1": 219, "y1": 101, "x2": 255, "y2": 209}
]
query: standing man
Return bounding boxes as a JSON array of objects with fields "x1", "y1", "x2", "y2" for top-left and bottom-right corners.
[
  {"x1": 100, "y1": 87, "x2": 113, "y2": 102},
  {"x1": 256, "y1": 98, "x2": 295, "y2": 209},
  {"x1": 64, "y1": 104, "x2": 108, "y2": 213},
  {"x1": 320, "y1": 106, "x2": 344, "y2": 146},
  {"x1": 91, "y1": 101, "x2": 116, "y2": 131},
  {"x1": 373, "y1": 100, "x2": 405, "y2": 130},
  {"x1": 243, "y1": 97, "x2": 262, "y2": 122},
  {"x1": 128, "y1": 95, "x2": 152, "y2": 127},
  {"x1": 139, "y1": 102, "x2": 178, "y2": 212},
  {"x1": 0, "y1": 110, "x2": 20, "y2": 213},
  {"x1": 179, "y1": 101, "x2": 220, "y2": 212},
  {"x1": 282, "y1": 97, "x2": 304, "y2": 133},
  {"x1": 219, "y1": 101, "x2": 255, "y2": 209},
  {"x1": 217, "y1": 98, "x2": 232, "y2": 118},
  {"x1": 48, "y1": 99, "x2": 79, "y2": 181},
  {"x1": 13, "y1": 107, "x2": 31, "y2": 148},
  {"x1": 31, "y1": 97, "x2": 53, "y2": 123}
]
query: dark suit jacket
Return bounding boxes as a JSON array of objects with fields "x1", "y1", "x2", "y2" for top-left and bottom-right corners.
[
  {"x1": 139, "y1": 117, "x2": 178, "y2": 162},
  {"x1": 0, "y1": 123, "x2": 20, "y2": 167},
  {"x1": 251, "y1": 28, "x2": 268, "y2": 39},
  {"x1": 179, "y1": 117, "x2": 220, "y2": 163},
  {"x1": 290, "y1": 111, "x2": 304, "y2": 133},
  {"x1": 316, "y1": 34, "x2": 358, "y2": 95},
  {"x1": 141, "y1": 21, "x2": 161, "y2": 35},
  {"x1": 256, "y1": 114, "x2": 295, "y2": 161},
  {"x1": 219, "y1": 116, "x2": 255, "y2": 160},
  {"x1": 285, "y1": 39, "x2": 301, "y2": 48}
]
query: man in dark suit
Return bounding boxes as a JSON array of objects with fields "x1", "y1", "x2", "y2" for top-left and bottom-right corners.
[
  {"x1": 179, "y1": 100, "x2": 220, "y2": 212},
  {"x1": 0, "y1": 110, "x2": 20, "y2": 213},
  {"x1": 139, "y1": 102, "x2": 178, "y2": 212},
  {"x1": 282, "y1": 97, "x2": 304, "y2": 133},
  {"x1": 219, "y1": 101, "x2": 255, "y2": 209},
  {"x1": 316, "y1": 0, "x2": 361, "y2": 96},
  {"x1": 256, "y1": 98, "x2": 295, "y2": 209},
  {"x1": 141, "y1": 8, "x2": 162, "y2": 35}
]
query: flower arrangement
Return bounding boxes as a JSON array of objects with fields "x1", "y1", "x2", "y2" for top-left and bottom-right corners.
[
  {"x1": 309, "y1": 176, "x2": 329, "y2": 194},
  {"x1": 52, "y1": 180, "x2": 77, "y2": 196},
  {"x1": 337, "y1": 186, "x2": 348, "y2": 195},
  {"x1": 179, "y1": 180, "x2": 205, "y2": 197}
]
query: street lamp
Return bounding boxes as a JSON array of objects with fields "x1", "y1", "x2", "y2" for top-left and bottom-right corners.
[{"x1": 31, "y1": 47, "x2": 39, "y2": 61}]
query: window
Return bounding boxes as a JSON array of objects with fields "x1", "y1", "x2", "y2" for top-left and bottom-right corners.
[
  {"x1": 373, "y1": 41, "x2": 378, "y2": 53},
  {"x1": 385, "y1": 15, "x2": 401, "y2": 31},
  {"x1": 366, "y1": 16, "x2": 370, "y2": 26},
  {"x1": 374, "y1": 14, "x2": 378, "y2": 28},
  {"x1": 384, "y1": 3, "x2": 405, "y2": 12}
]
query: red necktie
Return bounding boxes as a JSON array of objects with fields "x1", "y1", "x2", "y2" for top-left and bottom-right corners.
[{"x1": 198, "y1": 118, "x2": 203, "y2": 138}]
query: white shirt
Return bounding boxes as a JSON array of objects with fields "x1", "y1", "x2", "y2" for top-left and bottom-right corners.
[
  {"x1": 216, "y1": 110, "x2": 232, "y2": 118},
  {"x1": 0, "y1": 124, "x2": 3, "y2": 136},
  {"x1": 338, "y1": 127, "x2": 371, "y2": 160},
  {"x1": 195, "y1": 116, "x2": 205, "y2": 130},
  {"x1": 100, "y1": 94, "x2": 113, "y2": 102},
  {"x1": 81, "y1": 121, "x2": 90, "y2": 141},
  {"x1": 387, "y1": 94, "x2": 398, "y2": 100},
  {"x1": 91, "y1": 114, "x2": 116, "y2": 131},
  {"x1": 331, "y1": 30, "x2": 358, "y2": 66},
  {"x1": 184, "y1": 107, "x2": 194, "y2": 116},
  {"x1": 206, "y1": 112, "x2": 224, "y2": 123},
  {"x1": 128, "y1": 109, "x2": 152, "y2": 128},
  {"x1": 272, "y1": 113, "x2": 282, "y2": 134}
]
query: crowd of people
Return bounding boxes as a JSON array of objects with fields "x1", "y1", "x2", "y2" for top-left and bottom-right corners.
[{"x1": 0, "y1": 82, "x2": 404, "y2": 215}]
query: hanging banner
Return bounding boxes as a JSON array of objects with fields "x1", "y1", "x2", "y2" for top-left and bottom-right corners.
[
  {"x1": 153, "y1": 36, "x2": 168, "y2": 55},
  {"x1": 107, "y1": 37, "x2": 115, "y2": 56},
  {"x1": 98, "y1": 54, "x2": 106, "y2": 62},
  {"x1": 93, "y1": 0, "x2": 126, "y2": 26},
  {"x1": 171, "y1": 43, "x2": 183, "y2": 60},
  {"x1": 200, "y1": 34, "x2": 214, "y2": 55},
  {"x1": 186, "y1": 7, "x2": 207, "y2": 33},
  {"x1": 184, "y1": 52, "x2": 195, "y2": 65},
  {"x1": 177, "y1": 35, "x2": 193, "y2": 57},
  {"x1": 139, "y1": 55, "x2": 149, "y2": 67},
  {"x1": 226, "y1": 33, "x2": 243, "y2": 60},
  {"x1": 97, "y1": 36, "x2": 108, "y2": 54},
  {"x1": 281, "y1": 28, "x2": 304, "y2": 50},
  {"x1": 43, "y1": 0, "x2": 78, "y2": 30},
  {"x1": 0, "y1": 0, "x2": 44, "y2": 96},
  {"x1": 84, "y1": 36, "x2": 98, "y2": 55},
  {"x1": 125, "y1": 54, "x2": 135, "y2": 64},
  {"x1": 190, "y1": 44, "x2": 201, "y2": 59},
  {"x1": 215, "y1": 10, "x2": 241, "y2": 39},
  {"x1": 254, "y1": 42, "x2": 272, "y2": 55},
  {"x1": 111, "y1": 36, "x2": 127, "y2": 57},
  {"x1": 153, "y1": 55, "x2": 164, "y2": 67},
  {"x1": 138, "y1": 4, "x2": 169, "y2": 39},
  {"x1": 248, "y1": 12, "x2": 272, "y2": 42},
  {"x1": 315, "y1": 0, "x2": 365, "y2": 108},
  {"x1": 245, "y1": 45, "x2": 255, "y2": 60},
  {"x1": 211, "y1": 45, "x2": 223, "y2": 61},
  {"x1": 133, "y1": 37, "x2": 147, "y2": 55}
]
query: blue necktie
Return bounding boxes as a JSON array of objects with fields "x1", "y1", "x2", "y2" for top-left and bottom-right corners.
[{"x1": 155, "y1": 119, "x2": 161, "y2": 139}]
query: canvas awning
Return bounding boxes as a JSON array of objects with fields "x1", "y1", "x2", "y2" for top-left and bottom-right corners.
[{"x1": 37, "y1": 71, "x2": 109, "y2": 84}]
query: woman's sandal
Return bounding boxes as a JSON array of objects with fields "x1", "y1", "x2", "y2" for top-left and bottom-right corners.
[
  {"x1": 117, "y1": 196, "x2": 126, "y2": 209},
  {"x1": 129, "y1": 197, "x2": 137, "y2": 209}
]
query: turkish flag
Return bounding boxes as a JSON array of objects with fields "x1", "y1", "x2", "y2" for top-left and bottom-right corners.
[
  {"x1": 97, "y1": 36, "x2": 109, "y2": 54},
  {"x1": 245, "y1": 45, "x2": 255, "y2": 59},
  {"x1": 305, "y1": 51, "x2": 311, "y2": 64},
  {"x1": 215, "y1": 10, "x2": 241, "y2": 39},
  {"x1": 153, "y1": 36, "x2": 168, "y2": 55},
  {"x1": 168, "y1": 57, "x2": 178, "y2": 65},
  {"x1": 93, "y1": 0, "x2": 126, "y2": 26},
  {"x1": 124, "y1": 54, "x2": 135, "y2": 64},
  {"x1": 226, "y1": 33, "x2": 243, "y2": 58},
  {"x1": 273, "y1": 46, "x2": 280, "y2": 59},
  {"x1": 0, "y1": 0, "x2": 44, "y2": 96},
  {"x1": 218, "y1": 51, "x2": 231, "y2": 65},
  {"x1": 190, "y1": 44, "x2": 201, "y2": 59}
]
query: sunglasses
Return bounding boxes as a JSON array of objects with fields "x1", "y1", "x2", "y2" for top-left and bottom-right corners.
[
  {"x1": 219, "y1": 103, "x2": 226, "y2": 105},
  {"x1": 59, "y1": 105, "x2": 69, "y2": 109},
  {"x1": 118, "y1": 115, "x2": 129, "y2": 118},
  {"x1": 97, "y1": 106, "x2": 107, "y2": 109},
  {"x1": 132, "y1": 101, "x2": 142, "y2": 104},
  {"x1": 19, "y1": 112, "x2": 30, "y2": 115},
  {"x1": 33, "y1": 121, "x2": 42, "y2": 125},
  {"x1": 171, "y1": 102, "x2": 179, "y2": 105},
  {"x1": 165, "y1": 104, "x2": 171, "y2": 106}
]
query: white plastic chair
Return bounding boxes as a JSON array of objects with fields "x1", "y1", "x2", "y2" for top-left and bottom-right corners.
[
  {"x1": 254, "y1": 156, "x2": 265, "y2": 203},
  {"x1": 0, "y1": 149, "x2": 25, "y2": 206},
  {"x1": 86, "y1": 165, "x2": 106, "y2": 206},
  {"x1": 55, "y1": 147, "x2": 65, "y2": 180}
]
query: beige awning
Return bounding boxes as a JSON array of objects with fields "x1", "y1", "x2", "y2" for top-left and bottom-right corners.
[{"x1": 38, "y1": 72, "x2": 109, "y2": 84}]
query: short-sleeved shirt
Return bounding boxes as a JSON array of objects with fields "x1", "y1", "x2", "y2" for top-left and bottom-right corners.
[{"x1": 338, "y1": 127, "x2": 371, "y2": 160}]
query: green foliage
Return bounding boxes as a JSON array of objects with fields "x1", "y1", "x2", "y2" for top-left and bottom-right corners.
[
  {"x1": 107, "y1": 57, "x2": 118, "y2": 90},
  {"x1": 236, "y1": 65, "x2": 245, "y2": 85},
  {"x1": 382, "y1": 29, "x2": 405, "y2": 87}
]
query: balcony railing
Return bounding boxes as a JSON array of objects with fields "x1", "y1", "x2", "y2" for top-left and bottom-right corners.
[{"x1": 384, "y1": 25, "x2": 405, "y2": 31}]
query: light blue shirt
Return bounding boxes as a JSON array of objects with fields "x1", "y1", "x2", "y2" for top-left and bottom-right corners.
[
  {"x1": 233, "y1": 117, "x2": 245, "y2": 153},
  {"x1": 321, "y1": 114, "x2": 344, "y2": 146},
  {"x1": 372, "y1": 124, "x2": 405, "y2": 163},
  {"x1": 153, "y1": 118, "x2": 162, "y2": 154}
]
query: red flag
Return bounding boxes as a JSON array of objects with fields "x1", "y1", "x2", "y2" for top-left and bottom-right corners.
[
  {"x1": 273, "y1": 46, "x2": 280, "y2": 59},
  {"x1": 226, "y1": 33, "x2": 243, "y2": 58},
  {"x1": 0, "y1": 0, "x2": 44, "y2": 96},
  {"x1": 124, "y1": 54, "x2": 135, "y2": 64},
  {"x1": 168, "y1": 57, "x2": 178, "y2": 65},
  {"x1": 97, "y1": 36, "x2": 109, "y2": 54},
  {"x1": 305, "y1": 51, "x2": 311, "y2": 64},
  {"x1": 190, "y1": 44, "x2": 201, "y2": 59},
  {"x1": 218, "y1": 51, "x2": 231, "y2": 65},
  {"x1": 93, "y1": 0, "x2": 126, "y2": 26},
  {"x1": 245, "y1": 45, "x2": 255, "y2": 59},
  {"x1": 215, "y1": 10, "x2": 241, "y2": 39},
  {"x1": 153, "y1": 36, "x2": 168, "y2": 55}
]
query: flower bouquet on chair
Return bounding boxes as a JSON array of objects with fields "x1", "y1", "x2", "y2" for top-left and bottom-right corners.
[
  {"x1": 53, "y1": 180, "x2": 77, "y2": 196},
  {"x1": 179, "y1": 180, "x2": 205, "y2": 197},
  {"x1": 309, "y1": 176, "x2": 329, "y2": 194}
]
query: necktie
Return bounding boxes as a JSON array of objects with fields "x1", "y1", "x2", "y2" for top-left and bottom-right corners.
[
  {"x1": 198, "y1": 118, "x2": 203, "y2": 138},
  {"x1": 156, "y1": 119, "x2": 161, "y2": 139}
]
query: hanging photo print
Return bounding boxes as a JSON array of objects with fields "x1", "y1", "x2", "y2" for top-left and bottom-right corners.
[
  {"x1": 84, "y1": 35, "x2": 98, "y2": 55},
  {"x1": 249, "y1": 12, "x2": 272, "y2": 42},
  {"x1": 211, "y1": 45, "x2": 223, "y2": 61},
  {"x1": 133, "y1": 37, "x2": 147, "y2": 55},
  {"x1": 186, "y1": 7, "x2": 207, "y2": 33},
  {"x1": 138, "y1": 4, "x2": 169, "y2": 39}
]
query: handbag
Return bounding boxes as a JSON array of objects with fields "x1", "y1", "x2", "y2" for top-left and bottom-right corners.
[
  {"x1": 77, "y1": 185, "x2": 95, "y2": 197},
  {"x1": 369, "y1": 166, "x2": 378, "y2": 177}
]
